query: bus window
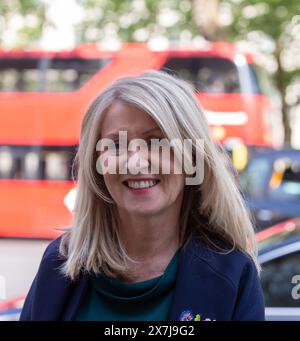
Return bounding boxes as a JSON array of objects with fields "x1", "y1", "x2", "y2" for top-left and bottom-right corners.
[
  {"x1": 43, "y1": 151, "x2": 70, "y2": 180},
  {"x1": 162, "y1": 56, "x2": 241, "y2": 93},
  {"x1": 0, "y1": 147, "x2": 14, "y2": 178},
  {"x1": 0, "y1": 57, "x2": 111, "y2": 92},
  {"x1": 0, "y1": 145, "x2": 76, "y2": 180},
  {"x1": 23, "y1": 151, "x2": 40, "y2": 179},
  {"x1": 46, "y1": 57, "x2": 111, "y2": 92},
  {"x1": 0, "y1": 58, "x2": 41, "y2": 92}
]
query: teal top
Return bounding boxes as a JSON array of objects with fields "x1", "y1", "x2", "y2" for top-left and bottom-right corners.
[{"x1": 75, "y1": 249, "x2": 180, "y2": 321}]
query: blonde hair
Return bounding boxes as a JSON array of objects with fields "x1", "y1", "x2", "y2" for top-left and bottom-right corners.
[{"x1": 60, "y1": 70, "x2": 259, "y2": 280}]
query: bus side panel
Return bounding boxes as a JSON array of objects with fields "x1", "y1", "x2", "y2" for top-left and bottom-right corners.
[
  {"x1": 197, "y1": 93, "x2": 273, "y2": 146},
  {"x1": 0, "y1": 180, "x2": 74, "y2": 238}
]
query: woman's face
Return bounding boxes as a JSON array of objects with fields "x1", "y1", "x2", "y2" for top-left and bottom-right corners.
[{"x1": 99, "y1": 100, "x2": 185, "y2": 217}]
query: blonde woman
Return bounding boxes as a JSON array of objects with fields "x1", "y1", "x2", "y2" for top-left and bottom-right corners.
[{"x1": 20, "y1": 70, "x2": 264, "y2": 321}]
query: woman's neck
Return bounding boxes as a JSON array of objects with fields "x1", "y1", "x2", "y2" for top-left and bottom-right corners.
[
  {"x1": 117, "y1": 208, "x2": 181, "y2": 282},
  {"x1": 118, "y1": 209, "x2": 180, "y2": 256}
]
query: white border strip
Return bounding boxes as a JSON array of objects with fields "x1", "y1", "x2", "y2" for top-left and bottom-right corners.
[
  {"x1": 204, "y1": 110, "x2": 248, "y2": 126},
  {"x1": 259, "y1": 241, "x2": 300, "y2": 264}
]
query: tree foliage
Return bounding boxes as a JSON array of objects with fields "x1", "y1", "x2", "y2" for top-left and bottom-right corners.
[
  {"x1": 0, "y1": 0, "x2": 48, "y2": 47},
  {"x1": 74, "y1": 0, "x2": 200, "y2": 44},
  {"x1": 224, "y1": 0, "x2": 300, "y2": 144}
]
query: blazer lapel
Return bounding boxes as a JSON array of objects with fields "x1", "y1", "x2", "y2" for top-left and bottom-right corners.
[
  {"x1": 168, "y1": 238, "x2": 223, "y2": 321},
  {"x1": 62, "y1": 276, "x2": 90, "y2": 321},
  {"x1": 168, "y1": 238, "x2": 204, "y2": 321}
]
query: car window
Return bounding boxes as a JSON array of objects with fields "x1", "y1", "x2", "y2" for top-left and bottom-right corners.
[
  {"x1": 268, "y1": 157, "x2": 300, "y2": 201},
  {"x1": 261, "y1": 251, "x2": 300, "y2": 307},
  {"x1": 239, "y1": 158, "x2": 270, "y2": 198}
]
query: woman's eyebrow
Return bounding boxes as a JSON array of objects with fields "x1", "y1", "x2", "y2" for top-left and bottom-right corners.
[
  {"x1": 103, "y1": 133, "x2": 120, "y2": 139},
  {"x1": 102, "y1": 129, "x2": 127, "y2": 139}
]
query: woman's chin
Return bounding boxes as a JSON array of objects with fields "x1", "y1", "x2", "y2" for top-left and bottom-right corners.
[{"x1": 124, "y1": 205, "x2": 163, "y2": 217}]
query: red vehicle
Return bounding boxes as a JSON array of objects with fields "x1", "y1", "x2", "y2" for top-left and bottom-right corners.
[
  {"x1": 0, "y1": 295, "x2": 24, "y2": 321},
  {"x1": 0, "y1": 42, "x2": 277, "y2": 238}
]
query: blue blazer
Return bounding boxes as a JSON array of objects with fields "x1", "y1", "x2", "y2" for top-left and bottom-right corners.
[{"x1": 20, "y1": 236, "x2": 265, "y2": 321}]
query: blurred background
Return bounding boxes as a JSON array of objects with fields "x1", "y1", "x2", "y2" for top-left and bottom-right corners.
[{"x1": 0, "y1": 0, "x2": 300, "y2": 320}]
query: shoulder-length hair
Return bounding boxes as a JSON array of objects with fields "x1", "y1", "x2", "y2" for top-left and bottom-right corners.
[{"x1": 60, "y1": 70, "x2": 259, "y2": 280}]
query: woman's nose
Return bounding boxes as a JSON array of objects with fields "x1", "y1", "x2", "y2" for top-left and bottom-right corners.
[{"x1": 127, "y1": 151, "x2": 150, "y2": 174}]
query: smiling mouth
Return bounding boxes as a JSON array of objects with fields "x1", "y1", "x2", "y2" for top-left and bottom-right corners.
[{"x1": 123, "y1": 180, "x2": 160, "y2": 189}]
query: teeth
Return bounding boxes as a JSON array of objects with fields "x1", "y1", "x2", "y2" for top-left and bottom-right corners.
[{"x1": 127, "y1": 180, "x2": 157, "y2": 189}]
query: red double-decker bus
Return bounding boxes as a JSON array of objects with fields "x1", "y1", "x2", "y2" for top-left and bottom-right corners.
[{"x1": 0, "y1": 42, "x2": 278, "y2": 238}]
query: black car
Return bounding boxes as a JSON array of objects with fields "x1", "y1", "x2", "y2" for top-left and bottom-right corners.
[
  {"x1": 258, "y1": 218, "x2": 300, "y2": 320},
  {"x1": 239, "y1": 149, "x2": 300, "y2": 230}
]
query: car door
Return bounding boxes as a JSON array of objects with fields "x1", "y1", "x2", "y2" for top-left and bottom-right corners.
[{"x1": 259, "y1": 244, "x2": 300, "y2": 320}]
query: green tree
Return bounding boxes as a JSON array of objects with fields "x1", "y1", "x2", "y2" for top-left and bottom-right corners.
[
  {"x1": 74, "y1": 0, "x2": 200, "y2": 44},
  {"x1": 224, "y1": 0, "x2": 300, "y2": 145},
  {"x1": 0, "y1": 0, "x2": 48, "y2": 47}
]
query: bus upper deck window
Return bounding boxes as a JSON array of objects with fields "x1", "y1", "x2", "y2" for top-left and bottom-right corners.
[
  {"x1": 0, "y1": 69, "x2": 18, "y2": 91},
  {"x1": 0, "y1": 58, "x2": 41, "y2": 92},
  {"x1": 46, "y1": 69, "x2": 78, "y2": 92},
  {"x1": 162, "y1": 56, "x2": 241, "y2": 93},
  {"x1": 0, "y1": 56, "x2": 111, "y2": 92},
  {"x1": 46, "y1": 57, "x2": 111, "y2": 92}
]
